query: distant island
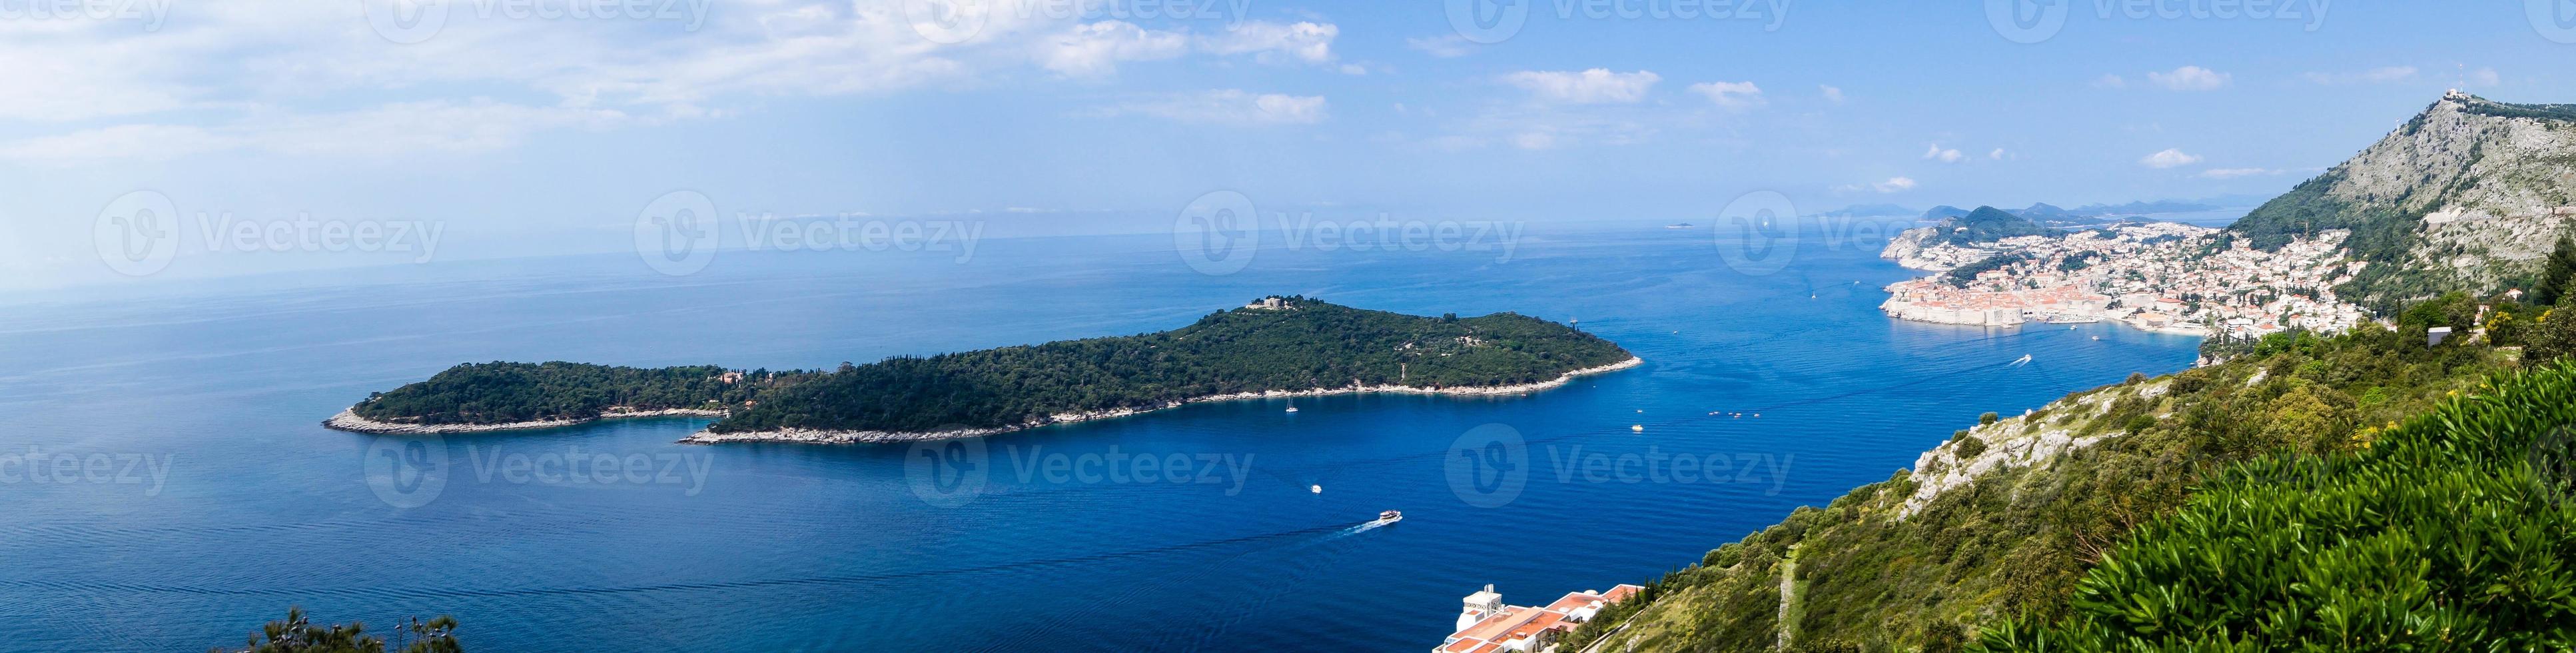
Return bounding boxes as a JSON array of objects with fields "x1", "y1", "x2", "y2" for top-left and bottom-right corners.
[{"x1": 326, "y1": 297, "x2": 1640, "y2": 444}]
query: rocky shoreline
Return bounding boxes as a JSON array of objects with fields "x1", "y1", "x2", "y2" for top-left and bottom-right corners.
[
  {"x1": 676, "y1": 356, "x2": 1645, "y2": 445},
  {"x1": 320, "y1": 407, "x2": 729, "y2": 434}
]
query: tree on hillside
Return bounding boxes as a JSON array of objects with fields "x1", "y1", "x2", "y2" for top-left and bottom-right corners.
[
  {"x1": 2531, "y1": 309, "x2": 2576, "y2": 365},
  {"x1": 2535, "y1": 235, "x2": 2576, "y2": 307},
  {"x1": 215, "y1": 608, "x2": 460, "y2": 653}
]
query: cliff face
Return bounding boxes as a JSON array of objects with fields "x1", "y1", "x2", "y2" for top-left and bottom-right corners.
[{"x1": 2230, "y1": 92, "x2": 2576, "y2": 310}]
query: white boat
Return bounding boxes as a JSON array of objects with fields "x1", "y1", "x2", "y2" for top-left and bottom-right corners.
[
  {"x1": 1284, "y1": 399, "x2": 1299, "y2": 413},
  {"x1": 1378, "y1": 510, "x2": 1403, "y2": 523},
  {"x1": 1630, "y1": 424, "x2": 1644, "y2": 432},
  {"x1": 1310, "y1": 484, "x2": 1322, "y2": 494}
]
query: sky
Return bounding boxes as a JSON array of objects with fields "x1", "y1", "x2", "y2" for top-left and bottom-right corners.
[{"x1": 1, "y1": 0, "x2": 2569, "y2": 290}]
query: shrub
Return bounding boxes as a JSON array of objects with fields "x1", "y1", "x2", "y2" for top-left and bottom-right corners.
[{"x1": 1978, "y1": 412, "x2": 2000, "y2": 426}]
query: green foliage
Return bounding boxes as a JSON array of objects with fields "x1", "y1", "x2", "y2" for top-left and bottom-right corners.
[
  {"x1": 2536, "y1": 235, "x2": 2576, "y2": 307},
  {"x1": 707, "y1": 298, "x2": 1630, "y2": 433},
  {"x1": 1932, "y1": 207, "x2": 2064, "y2": 247},
  {"x1": 216, "y1": 608, "x2": 460, "y2": 653},
  {"x1": 1978, "y1": 412, "x2": 2000, "y2": 426},
  {"x1": 2533, "y1": 309, "x2": 2576, "y2": 365},
  {"x1": 1946, "y1": 253, "x2": 2034, "y2": 288},
  {"x1": 351, "y1": 362, "x2": 795, "y2": 425},
  {"x1": 1976, "y1": 361, "x2": 2576, "y2": 651},
  {"x1": 1952, "y1": 434, "x2": 1988, "y2": 458},
  {"x1": 1587, "y1": 303, "x2": 2515, "y2": 652}
]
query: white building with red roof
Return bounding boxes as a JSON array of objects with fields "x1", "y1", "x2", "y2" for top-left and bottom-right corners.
[{"x1": 1438, "y1": 583, "x2": 1645, "y2": 653}]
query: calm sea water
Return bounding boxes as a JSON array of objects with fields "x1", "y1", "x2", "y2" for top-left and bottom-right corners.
[{"x1": 0, "y1": 221, "x2": 2202, "y2": 651}]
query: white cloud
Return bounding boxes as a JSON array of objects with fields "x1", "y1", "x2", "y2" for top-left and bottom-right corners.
[
  {"x1": 1503, "y1": 69, "x2": 1661, "y2": 104},
  {"x1": 2304, "y1": 66, "x2": 2418, "y2": 85},
  {"x1": 1922, "y1": 144, "x2": 1963, "y2": 163},
  {"x1": 1406, "y1": 34, "x2": 1477, "y2": 58},
  {"x1": 1687, "y1": 81, "x2": 1764, "y2": 109},
  {"x1": 2093, "y1": 74, "x2": 2128, "y2": 89},
  {"x1": 2469, "y1": 68, "x2": 2501, "y2": 86},
  {"x1": 1511, "y1": 132, "x2": 1558, "y2": 150},
  {"x1": 1198, "y1": 21, "x2": 1338, "y2": 65},
  {"x1": 2199, "y1": 167, "x2": 2286, "y2": 179},
  {"x1": 1039, "y1": 21, "x2": 1188, "y2": 77},
  {"x1": 1988, "y1": 148, "x2": 2006, "y2": 160},
  {"x1": 1872, "y1": 177, "x2": 1917, "y2": 193},
  {"x1": 2140, "y1": 148, "x2": 2203, "y2": 169},
  {"x1": 1040, "y1": 19, "x2": 1340, "y2": 77},
  {"x1": 0, "y1": 101, "x2": 633, "y2": 163},
  {"x1": 0, "y1": 1, "x2": 1350, "y2": 162},
  {"x1": 1819, "y1": 85, "x2": 1844, "y2": 104},
  {"x1": 2146, "y1": 66, "x2": 2230, "y2": 91},
  {"x1": 1094, "y1": 89, "x2": 1328, "y2": 125}
]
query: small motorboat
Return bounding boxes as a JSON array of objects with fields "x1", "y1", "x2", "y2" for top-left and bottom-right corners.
[
  {"x1": 1310, "y1": 484, "x2": 1323, "y2": 494},
  {"x1": 1378, "y1": 510, "x2": 1403, "y2": 523},
  {"x1": 1630, "y1": 424, "x2": 1645, "y2": 432}
]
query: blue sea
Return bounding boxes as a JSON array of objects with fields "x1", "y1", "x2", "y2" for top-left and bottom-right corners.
[{"x1": 0, "y1": 220, "x2": 2202, "y2": 651}]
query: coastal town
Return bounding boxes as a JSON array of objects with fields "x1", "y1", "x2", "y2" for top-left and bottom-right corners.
[{"x1": 1877, "y1": 218, "x2": 2372, "y2": 338}]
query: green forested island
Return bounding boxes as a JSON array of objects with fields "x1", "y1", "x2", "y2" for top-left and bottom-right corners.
[{"x1": 328, "y1": 297, "x2": 1635, "y2": 438}]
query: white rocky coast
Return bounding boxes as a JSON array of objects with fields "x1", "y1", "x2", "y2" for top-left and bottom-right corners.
[
  {"x1": 322, "y1": 406, "x2": 728, "y2": 434},
  {"x1": 677, "y1": 356, "x2": 1645, "y2": 445}
]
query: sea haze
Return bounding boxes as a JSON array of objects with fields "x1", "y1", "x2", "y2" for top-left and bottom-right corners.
[{"x1": 0, "y1": 221, "x2": 2201, "y2": 650}]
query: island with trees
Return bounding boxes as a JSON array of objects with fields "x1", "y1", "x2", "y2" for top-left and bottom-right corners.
[{"x1": 325, "y1": 297, "x2": 1639, "y2": 443}]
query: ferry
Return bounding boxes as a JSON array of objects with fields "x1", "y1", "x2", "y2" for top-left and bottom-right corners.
[{"x1": 1378, "y1": 510, "x2": 1404, "y2": 523}]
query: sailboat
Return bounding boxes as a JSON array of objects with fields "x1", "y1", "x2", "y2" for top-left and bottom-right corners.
[{"x1": 1285, "y1": 398, "x2": 1299, "y2": 413}]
